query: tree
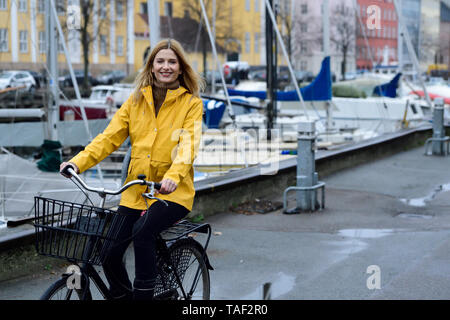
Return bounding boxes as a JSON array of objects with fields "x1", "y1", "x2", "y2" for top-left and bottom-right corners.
[
  {"x1": 182, "y1": 0, "x2": 240, "y2": 75},
  {"x1": 59, "y1": 0, "x2": 110, "y2": 90},
  {"x1": 79, "y1": 0, "x2": 110, "y2": 90},
  {"x1": 330, "y1": 3, "x2": 356, "y2": 79},
  {"x1": 289, "y1": 3, "x2": 323, "y2": 71}
]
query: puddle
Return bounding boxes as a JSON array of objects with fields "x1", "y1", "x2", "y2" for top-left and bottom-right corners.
[
  {"x1": 397, "y1": 213, "x2": 433, "y2": 220},
  {"x1": 337, "y1": 229, "x2": 394, "y2": 239},
  {"x1": 240, "y1": 272, "x2": 296, "y2": 299},
  {"x1": 400, "y1": 183, "x2": 450, "y2": 207}
]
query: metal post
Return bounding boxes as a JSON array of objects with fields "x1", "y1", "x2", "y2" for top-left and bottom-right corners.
[
  {"x1": 211, "y1": 0, "x2": 216, "y2": 94},
  {"x1": 46, "y1": 0, "x2": 59, "y2": 141},
  {"x1": 147, "y1": 0, "x2": 160, "y2": 49},
  {"x1": 282, "y1": 119, "x2": 326, "y2": 213},
  {"x1": 432, "y1": 98, "x2": 445, "y2": 155},
  {"x1": 265, "y1": 0, "x2": 276, "y2": 139},
  {"x1": 297, "y1": 121, "x2": 316, "y2": 211}
]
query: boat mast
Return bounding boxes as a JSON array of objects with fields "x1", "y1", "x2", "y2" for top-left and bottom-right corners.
[
  {"x1": 147, "y1": 0, "x2": 160, "y2": 49},
  {"x1": 198, "y1": 0, "x2": 236, "y2": 127},
  {"x1": 45, "y1": 0, "x2": 59, "y2": 141},
  {"x1": 265, "y1": 0, "x2": 276, "y2": 139},
  {"x1": 49, "y1": 0, "x2": 105, "y2": 185},
  {"x1": 392, "y1": 0, "x2": 433, "y2": 109}
]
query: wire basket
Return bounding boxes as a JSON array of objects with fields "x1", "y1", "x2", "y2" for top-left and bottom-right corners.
[{"x1": 34, "y1": 197, "x2": 126, "y2": 265}]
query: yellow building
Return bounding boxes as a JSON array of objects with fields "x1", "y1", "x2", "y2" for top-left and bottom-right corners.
[
  {"x1": 0, "y1": 0, "x2": 129, "y2": 76},
  {"x1": 0, "y1": 1, "x2": 269, "y2": 78},
  {"x1": 131, "y1": 0, "x2": 265, "y2": 74}
]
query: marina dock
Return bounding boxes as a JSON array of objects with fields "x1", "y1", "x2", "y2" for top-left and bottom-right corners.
[{"x1": 1, "y1": 124, "x2": 450, "y2": 299}]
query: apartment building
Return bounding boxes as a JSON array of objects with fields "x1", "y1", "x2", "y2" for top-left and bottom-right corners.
[
  {"x1": 292, "y1": 0, "x2": 356, "y2": 77},
  {"x1": 356, "y1": 0, "x2": 398, "y2": 70},
  {"x1": 131, "y1": 0, "x2": 265, "y2": 73},
  {"x1": 0, "y1": 0, "x2": 130, "y2": 75}
]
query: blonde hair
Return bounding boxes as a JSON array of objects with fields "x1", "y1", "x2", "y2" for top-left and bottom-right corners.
[{"x1": 133, "y1": 39, "x2": 205, "y2": 102}]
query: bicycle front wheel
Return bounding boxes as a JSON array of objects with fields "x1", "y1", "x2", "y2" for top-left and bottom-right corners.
[
  {"x1": 40, "y1": 277, "x2": 92, "y2": 300},
  {"x1": 156, "y1": 239, "x2": 210, "y2": 300}
]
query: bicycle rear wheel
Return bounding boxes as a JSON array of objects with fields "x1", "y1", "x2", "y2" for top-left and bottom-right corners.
[
  {"x1": 156, "y1": 239, "x2": 210, "y2": 300},
  {"x1": 40, "y1": 277, "x2": 92, "y2": 300}
]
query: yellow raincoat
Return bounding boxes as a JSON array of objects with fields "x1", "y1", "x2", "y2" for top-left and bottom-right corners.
[{"x1": 70, "y1": 85, "x2": 203, "y2": 211}]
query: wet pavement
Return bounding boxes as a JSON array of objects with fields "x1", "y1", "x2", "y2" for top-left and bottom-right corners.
[{"x1": 1, "y1": 145, "x2": 450, "y2": 299}]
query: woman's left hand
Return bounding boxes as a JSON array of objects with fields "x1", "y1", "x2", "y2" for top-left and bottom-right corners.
[{"x1": 158, "y1": 178, "x2": 178, "y2": 194}]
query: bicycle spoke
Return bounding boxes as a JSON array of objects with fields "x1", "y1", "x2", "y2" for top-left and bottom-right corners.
[{"x1": 64, "y1": 289, "x2": 74, "y2": 300}]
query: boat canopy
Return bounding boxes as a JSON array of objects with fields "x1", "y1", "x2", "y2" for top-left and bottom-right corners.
[
  {"x1": 227, "y1": 57, "x2": 332, "y2": 102},
  {"x1": 372, "y1": 73, "x2": 402, "y2": 98}
]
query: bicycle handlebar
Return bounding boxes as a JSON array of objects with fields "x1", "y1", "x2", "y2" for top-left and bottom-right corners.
[{"x1": 64, "y1": 166, "x2": 161, "y2": 197}]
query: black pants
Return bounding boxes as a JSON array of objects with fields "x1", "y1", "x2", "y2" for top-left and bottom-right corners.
[{"x1": 102, "y1": 201, "x2": 189, "y2": 299}]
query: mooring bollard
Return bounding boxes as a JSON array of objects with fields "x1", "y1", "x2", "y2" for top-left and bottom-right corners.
[
  {"x1": 425, "y1": 98, "x2": 450, "y2": 156},
  {"x1": 283, "y1": 121, "x2": 325, "y2": 213}
]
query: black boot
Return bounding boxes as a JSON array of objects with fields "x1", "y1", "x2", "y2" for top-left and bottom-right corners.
[
  {"x1": 111, "y1": 291, "x2": 133, "y2": 300},
  {"x1": 133, "y1": 279, "x2": 155, "y2": 300}
]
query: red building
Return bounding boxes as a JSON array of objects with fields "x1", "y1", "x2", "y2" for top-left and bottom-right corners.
[{"x1": 356, "y1": 0, "x2": 398, "y2": 70}]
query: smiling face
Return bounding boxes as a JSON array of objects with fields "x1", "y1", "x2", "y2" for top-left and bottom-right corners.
[{"x1": 151, "y1": 49, "x2": 182, "y2": 85}]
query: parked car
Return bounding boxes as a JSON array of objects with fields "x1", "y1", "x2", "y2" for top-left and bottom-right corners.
[
  {"x1": 96, "y1": 70, "x2": 127, "y2": 85},
  {"x1": 60, "y1": 70, "x2": 96, "y2": 87},
  {"x1": 295, "y1": 70, "x2": 314, "y2": 83},
  {"x1": 223, "y1": 61, "x2": 250, "y2": 84},
  {"x1": 204, "y1": 70, "x2": 222, "y2": 85},
  {"x1": 26, "y1": 70, "x2": 45, "y2": 89},
  {"x1": 0, "y1": 70, "x2": 37, "y2": 92},
  {"x1": 85, "y1": 84, "x2": 133, "y2": 109}
]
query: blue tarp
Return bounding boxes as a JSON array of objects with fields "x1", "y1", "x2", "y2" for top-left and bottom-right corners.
[
  {"x1": 227, "y1": 56, "x2": 332, "y2": 102},
  {"x1": 372, "y1": 73, "x2": 402, "y2": 98},
  {"x1": 202, "y1": 99, "x2": 226, "y2": 129},
  {"x1": 202, "y1": 98, "x2": 257, "y2": 128}
]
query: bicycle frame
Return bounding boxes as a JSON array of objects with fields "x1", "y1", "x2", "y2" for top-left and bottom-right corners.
[
  {"x1": 49, "y1": 167, "x2": 212, "y2": 300},
  {"x1": 68, "y1": 236, "x2": 208, "y2": 300}
]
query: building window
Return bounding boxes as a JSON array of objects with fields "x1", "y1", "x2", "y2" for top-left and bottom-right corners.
[
  {"x1": 18, "y1": 0, "x2": 27, "y2": 12},
  {"x1": 116, "y1": 1, "x2": 124, "y2": 20},
  {"x1": 254, "y1": 32, "x2": 259, "y2": 53},
  {"x1": 140, "y1": 2, "x2": 148, "y2": 15},
  {"x1": 100, "y1": 35, "x2": 107, "y2": 55},
  {"x1": 254, "y1": 0, "x2": 259, "y2": 12},
  {"x1": 301, "y1": 4, "x2": 307, "y2": 14},
  {"x1": 245, "y1": 32, "x2": 250, "y2": 53},
  {"x1": 245, "y1": 0, "x2": 250, "y2": 11},
  {"x1": 100, "y1": 0, "x2": 107, "y2": 19},
  {"x1": 38, "y1": 31, "x2": 46, "y2": 53},
  {"x1": 19, "y1": 30, "x2": 28, "y2": 53},
  {"x1": 300, "y1": 41, "x2": 307, "y2": 54},
  {"x1": 300, "y1": 60, "x2": 307, "y2": 70},
  {"x1": 0, "y1": 0, "x2": 7, "y2": 10},
  {"x1": 37, "y1": 0, "x2": 45, "y2": 13},
  {"x1": 0, "y1": 28, "x2": 8, "y2": 52},
  {"x1": 164, "y1": 2, "x2": 172, "y2": 17},
  {"x1": 117, "y1": 36, "x2": 124, "y2": 56},
  {"x1": 56, "y1": 0, "x2": 65, "y2": 15},
  {"x1": 300, "y1": 23, "x2": 307, "y2": 33}
]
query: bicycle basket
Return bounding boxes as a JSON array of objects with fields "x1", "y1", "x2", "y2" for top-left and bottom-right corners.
[{"x1": 34, "y1": 197, "x2": 126, "y2": 265}]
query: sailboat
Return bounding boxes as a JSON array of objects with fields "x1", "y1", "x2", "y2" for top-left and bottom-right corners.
[{"x1": 0, "y1": 1, "x2": 121, "y2": 227}]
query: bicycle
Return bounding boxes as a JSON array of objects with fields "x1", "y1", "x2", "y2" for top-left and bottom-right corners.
[{"x1": 34, "y1": 167, "x2": 213, "y2": 300}]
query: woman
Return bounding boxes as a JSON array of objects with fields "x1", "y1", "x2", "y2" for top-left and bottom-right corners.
[{"x1": 60, "y1": 39, "x2": 205, "y2": 300}]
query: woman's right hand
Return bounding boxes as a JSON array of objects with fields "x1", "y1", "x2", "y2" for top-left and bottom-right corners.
[{"x1": 60, "y1": 162, "x2": 79, "y2": 178}]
